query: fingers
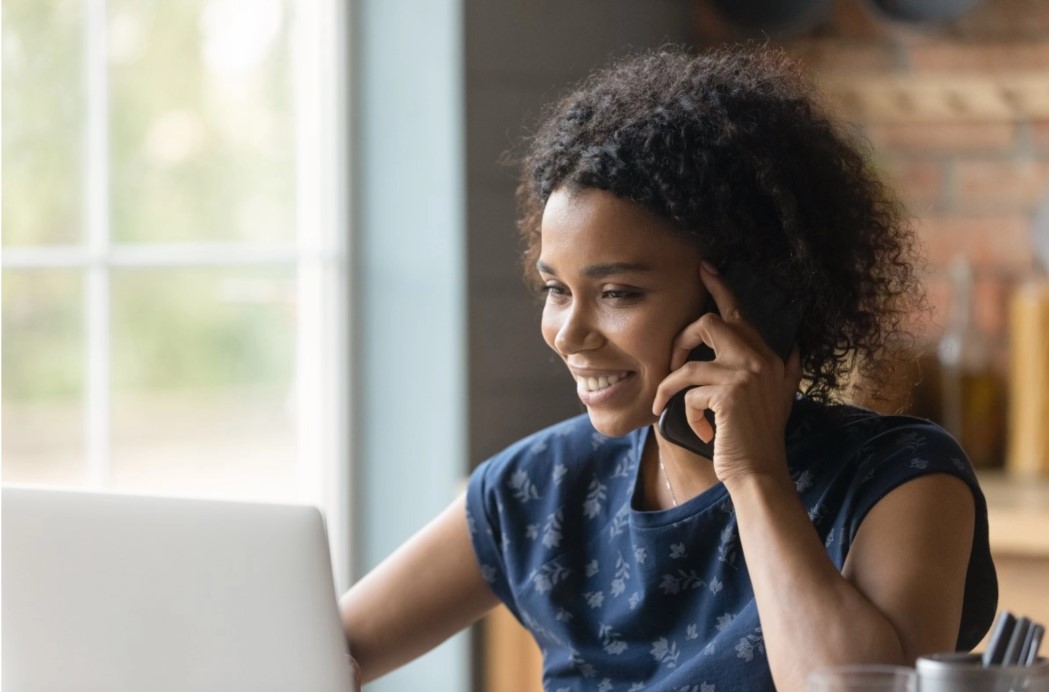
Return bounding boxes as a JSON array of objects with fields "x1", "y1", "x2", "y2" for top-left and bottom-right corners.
[
  {"x1": 657, "y1": 265, "x2": 802, "y2": 467},
  {"x1": 655, "y1": 362, "x2": 785, "y2": 416},
  {"x1": 700, "y1": 261, "x2": 750, "y2": 326},
  {"x1": 660, "y1": 263, "x2": 800, "y2": 416},
  {"x1": 668, "y1": 320, "x2": 714, "y2": 371},
  {"x1": 666, "y1": 263, "x2": 736, "y2": 369},
  {"x1": 683, "y1": 388, "x2": 716, "y2": 443},
  {"x1": 669, "y1": 264, "x2": 777, "y2": 368},
  {"x1": 669, "y1": 312, "x2": 776, "y2": 377},
  {"x1": 652, "y1": 359, "x2": 732, "y2": 415}
]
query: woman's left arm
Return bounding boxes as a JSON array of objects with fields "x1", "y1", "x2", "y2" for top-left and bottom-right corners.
[{"x1": 726, "y1": 467, "x2": 974, "y2": 692}]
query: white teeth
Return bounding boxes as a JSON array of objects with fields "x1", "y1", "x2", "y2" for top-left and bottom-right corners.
[{"x1": 577, "y1": 372, "x2": 628, "y2": 392}]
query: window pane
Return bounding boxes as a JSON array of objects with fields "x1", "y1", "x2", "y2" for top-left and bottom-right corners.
[
  {"x1": 1, "y1": 0, "x2": 85, "y2": 247},
  {"x1": 2, "y1": 270, "x2": 86, "y2": 484},
  {"x1": 108, "y1": 0, "x2": 295, "y2": 245},
  {"x1": 109, "y1": 268, "x2": 297, "y2": 499}
]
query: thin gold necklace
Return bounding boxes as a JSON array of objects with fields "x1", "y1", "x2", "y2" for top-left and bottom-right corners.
[{"x1": 657, "y1": 448, "x2": 679, "y2": 507}]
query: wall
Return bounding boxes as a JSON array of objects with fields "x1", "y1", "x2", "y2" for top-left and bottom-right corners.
[{"x1": 351, "y1": 1, "x2": 468, "y2": 691}]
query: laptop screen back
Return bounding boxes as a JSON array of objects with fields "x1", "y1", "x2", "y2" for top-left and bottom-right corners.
[{"x1": 2, "y1": 486, "x2": 356, "y2": 692}]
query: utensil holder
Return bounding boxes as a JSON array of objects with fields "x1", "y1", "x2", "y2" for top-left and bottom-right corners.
[{"x1": 917, "y1": 652, "x2": 1049, "y2": 691}]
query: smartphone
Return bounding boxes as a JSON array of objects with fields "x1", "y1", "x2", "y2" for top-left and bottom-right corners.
[{"x1": 657, "y1": 261, "x2": 801, "y2": 457}]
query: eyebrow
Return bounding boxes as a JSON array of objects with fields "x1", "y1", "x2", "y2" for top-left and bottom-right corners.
[{"x1": 535, "y1": 260, "x2": 654, "y2": 278}]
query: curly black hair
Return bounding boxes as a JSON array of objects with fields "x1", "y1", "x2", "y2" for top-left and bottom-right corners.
[{"x1": 515, "y1": 44, "x2": 925, "y2": 403}]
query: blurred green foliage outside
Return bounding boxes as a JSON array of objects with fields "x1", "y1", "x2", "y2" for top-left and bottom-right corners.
[{"x1": 3, "y1": 0, "x2": 296, "y2": 404}]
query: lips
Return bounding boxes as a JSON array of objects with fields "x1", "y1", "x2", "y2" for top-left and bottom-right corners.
[
  {"x1": 575, "y1": 371, "x2": 631, "y2": 393},
  {"x1": 567, "y1": 368, "x2": 636, "y2": 408}
]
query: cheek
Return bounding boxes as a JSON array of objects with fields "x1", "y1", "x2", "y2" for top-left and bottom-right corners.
[
  {"x1": 636, "y1": 339, "x2": 673, "y2": 378},
  {"x1": 628, "y1": 320, "x2": 679, "y2": 377}
]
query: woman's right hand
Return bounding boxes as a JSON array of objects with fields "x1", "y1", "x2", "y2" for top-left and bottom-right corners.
[
  {"x1": 339, "y1": 494, "x2": 500, "y2": 683},
  {"x1": 651, "y1": 262, "x2": 801, "y2": 486}
]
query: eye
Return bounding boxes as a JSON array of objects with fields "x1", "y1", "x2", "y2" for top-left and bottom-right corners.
[
  {"x1": 539, "y1": 283, "x2": 569, "y2": 300},
  {"x1": 602, "y1": 288, "x2": 642, "y2": 301}
]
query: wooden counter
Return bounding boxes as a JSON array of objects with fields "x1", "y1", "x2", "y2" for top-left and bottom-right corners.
[
  {"x1": 975, "y1": 472, "x2": 1049, "y2": 651},
  {"x1": 981, "y1": 472, "x2": 1049, "y2": 557}
]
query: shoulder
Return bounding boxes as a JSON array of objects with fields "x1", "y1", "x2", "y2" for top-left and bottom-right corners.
[
  {"x1": 788, "y1": 399, "x2": 982, "y2": 541},
  {"x1": 790, "y1": 398, "x2": 970, "y2": 478},
  {"x1": 850, "y1": 411, "x2": 974, "y2": 484},
  {"x1": 797, "y1": 402, "x2": 997, "y2": 650}
]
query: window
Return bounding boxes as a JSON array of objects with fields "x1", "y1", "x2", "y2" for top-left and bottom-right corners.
[{"x1": 2, "y1": 0, "x2": 351, "y2": 587}]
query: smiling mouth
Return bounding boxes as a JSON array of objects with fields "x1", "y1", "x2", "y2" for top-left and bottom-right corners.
[{"x1": 575, "y1": 371, "x2": 631, "y2": 393}]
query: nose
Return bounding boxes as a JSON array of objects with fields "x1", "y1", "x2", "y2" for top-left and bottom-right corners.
[{"x1": 552, "y1": 303, "x2": 604, "y2": 356}]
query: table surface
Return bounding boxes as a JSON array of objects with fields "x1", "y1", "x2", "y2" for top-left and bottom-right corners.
[{"x1": 980, "y1": 471, "x2": 1049, "y2": 557}]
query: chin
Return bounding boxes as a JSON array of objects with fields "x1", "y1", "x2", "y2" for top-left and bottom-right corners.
[{"x1": 586, "y1": 410, "x2": 654, "y2": 438}]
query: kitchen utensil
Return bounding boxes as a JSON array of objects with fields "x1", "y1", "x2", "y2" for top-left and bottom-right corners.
[
  {"x1": 1028, "y1": 625, "x2": 1046, "y2": 667},
  {"x1": 985, "y1": 611, "x2": 1018, "y2": 666},
  {"x1": 1006, "y1": 617, "x2": 1034, "y2": 666}
]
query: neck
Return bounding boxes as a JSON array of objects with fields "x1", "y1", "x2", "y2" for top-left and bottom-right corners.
[{"x1": 643, "y1": 426, "x2": 719, "y2": 508}]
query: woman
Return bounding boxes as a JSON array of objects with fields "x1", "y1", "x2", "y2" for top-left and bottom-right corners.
[{"x1": 339, "y1": 45, "x2": 997, "y2": 691}]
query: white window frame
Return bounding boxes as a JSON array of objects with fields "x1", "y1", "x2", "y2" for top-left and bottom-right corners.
[{"x1": 1, "y1": 0, "x2": 354, "y2": 591}]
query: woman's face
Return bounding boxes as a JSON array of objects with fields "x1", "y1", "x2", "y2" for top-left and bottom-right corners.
[{"x1": 538, "y1": 187, "x2": 708, "y2": 437}]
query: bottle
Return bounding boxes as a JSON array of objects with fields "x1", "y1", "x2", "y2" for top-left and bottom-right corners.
[{"x1": 937, "y1": 256, "x2": 1006, "y2": 469}]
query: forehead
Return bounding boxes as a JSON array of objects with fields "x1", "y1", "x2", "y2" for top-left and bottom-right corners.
[{"x1": 539, "y1": 187, "x2": 698, "y2": 266}]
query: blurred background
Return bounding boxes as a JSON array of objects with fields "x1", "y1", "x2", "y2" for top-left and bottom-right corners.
[{"x1": 3, "y1": 1, "x2": 1049, "y2": 691}]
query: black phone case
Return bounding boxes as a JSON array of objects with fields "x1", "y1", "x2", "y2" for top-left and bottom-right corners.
[{"x1": 657, "y1": 262, "x2": 800, "y2": 457}]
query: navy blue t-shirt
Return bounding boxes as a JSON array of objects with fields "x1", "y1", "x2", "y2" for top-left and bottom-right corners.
[{"x1": 466, "y1": 397, "x2": 997, "y2": 691}]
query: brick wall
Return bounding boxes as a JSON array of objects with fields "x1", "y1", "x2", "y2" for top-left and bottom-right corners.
[{"x1": 696, "y1": 0, "x2": 1049, "y2": 416}]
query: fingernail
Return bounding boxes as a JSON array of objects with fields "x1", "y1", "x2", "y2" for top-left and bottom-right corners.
[{"x1": 701, "y1": 260, "x2": 719, "y2": 275}]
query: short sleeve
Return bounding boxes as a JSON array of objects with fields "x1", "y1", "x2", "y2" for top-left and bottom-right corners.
[
  {"x1": 843, "y1": 417, "x2": 997, "y2": 651},
  {"x1": 465, "y1": 458, "x2": 520, "y2": 619}
]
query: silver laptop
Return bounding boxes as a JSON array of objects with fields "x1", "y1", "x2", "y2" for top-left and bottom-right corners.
[{"x1": 2, "y1": 485, "x2": 356, "y2": 692}]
